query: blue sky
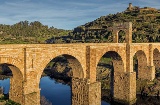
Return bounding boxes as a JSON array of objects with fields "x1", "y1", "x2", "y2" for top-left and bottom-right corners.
[{"x1": 0, "y1": 0, "x2": 160, "y2": 30}]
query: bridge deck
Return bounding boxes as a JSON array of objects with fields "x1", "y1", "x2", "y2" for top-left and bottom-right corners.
[{"x1": 0, "y1": 43, "x2": 160, "y2": 48}]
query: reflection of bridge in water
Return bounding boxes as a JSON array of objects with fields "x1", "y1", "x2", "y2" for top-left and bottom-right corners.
[{"x1": 0, "y1": 22, "x2": 160, "y2": 105}]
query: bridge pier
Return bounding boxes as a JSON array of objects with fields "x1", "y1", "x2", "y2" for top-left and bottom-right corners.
[
  {"x1": 9, "y1": 77, "x2": 24, "y2": 105},
  {"x1": 138, "y1": 44, "x2": 155, "y2": 81},
  {"x1": 138, "y1": 66, "x2": 155, "y2": 80},
  {"x1": 72, "y1": 78, "x2": 101, "y2": 105},
  {"x1": 23, "y1": 89, "x2": 40, "y2": 105},
  {"x1": 8, "y1": 65, "x2": 24, "y2": 105},
  {"x1": 22, "y1": 71, "x2": 41, "y2": 105},
  {"x1": 114, "y1": 71, "x2": 136, "y2": 104}
]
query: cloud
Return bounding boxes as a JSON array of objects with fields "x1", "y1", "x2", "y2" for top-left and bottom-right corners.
[{"x1": 0, "y1": 0, "x2": 159, "y2": 29}]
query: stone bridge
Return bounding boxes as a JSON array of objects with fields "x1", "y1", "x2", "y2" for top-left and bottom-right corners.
[{"x1": 0, "y1": 22, "x2": 159, "y2": 105}]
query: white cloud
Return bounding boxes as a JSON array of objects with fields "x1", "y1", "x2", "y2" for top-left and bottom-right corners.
[{"x1": 0, "y1": 0, "x2": 159, "y2": 29}]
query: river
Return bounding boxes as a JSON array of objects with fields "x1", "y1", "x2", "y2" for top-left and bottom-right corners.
[
  {"x1": 40, "y1": 76, "x2": 109, "y2": 105},
  {"x1": 0, "y1": 77, "x2": 159, "y2": 105}
]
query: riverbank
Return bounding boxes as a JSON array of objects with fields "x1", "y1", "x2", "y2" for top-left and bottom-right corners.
[
  {"x1": 0, "y1": 94, "x2": 20, "y2": 105},
  {"x1": 136, "y1": 78, "x2": 160, "y2": 97}
]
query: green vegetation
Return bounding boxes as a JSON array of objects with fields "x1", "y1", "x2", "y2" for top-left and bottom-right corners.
[
  {"x1": 99, "y1": 57, "x2": 112, "y2": 64},
  {"x1": 46, "y1": 5, "x2": 160, "y2": 43},
  {"x1": 0, "y1": 21, "x2": 70, "y2": 44},
  {"x1": 0, "y1": 95, "x2": 20, "y2": 105},
  {"x1": 1, "y1": 5, "x2": 160, "y2": 44}
]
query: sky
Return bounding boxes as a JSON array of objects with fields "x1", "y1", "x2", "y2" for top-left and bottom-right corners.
[{"x1": 0, "y1": 0, "x2": 160, "y2": 30}]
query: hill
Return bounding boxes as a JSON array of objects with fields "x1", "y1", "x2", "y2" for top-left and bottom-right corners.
[
  {"x1": 0, "y1": 21, "x2": 70, "y2": 44},
  {"x1": 47, "y1": 3, "x2": 160, "y2": 43},
  {"x1": 1, "y1": 4, "x2": 160, "y2": 44}
]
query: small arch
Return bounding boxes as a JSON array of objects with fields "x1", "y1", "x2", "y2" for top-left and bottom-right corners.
[
  {"x1": 118, "y1": 30, "x2": 126, "y2": 43},
  {"x1": 106, "y1": 31, "x2": 113, "y2": 42},
  {"x1": 111, "y1": 22, "x2": 132, "y2": 43},
  {"x1": 0, "y1": 63, "x2": 23, "y2": 104},
  {"x1": 0, "y1": 63, "x2": 23, "y2": 78}
]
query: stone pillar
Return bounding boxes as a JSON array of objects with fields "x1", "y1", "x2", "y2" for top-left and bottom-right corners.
[
  {"x1": 146, "y1": 66, "x2": 155, "y2": 80},
  {"x1": 125, "y1": 22, "x2": 132, "y2": 44},
  {"x1": 149, "y1": 44, "x2": 154, "y2": 66},
  {"x1": 86, "y1": 46, "x2": 97, "y2": 83},
  {"x1": 23, "y1": 86, "x2": 40, "y2": 105},
  {"x1": 147, "y1": 44, "x2": 155, "y2": 80},
  {"x1": 22, "y1": 71, "x2": 40, "y2": 105},
  {"x1": 72, "y1": 78, "x2": 101, "y2": 105},
  {"x1": 138, "y1": 44, "x2": 155, "y2": 81},
  {"x1": 126, "y1": 44, "x2": 133, "y2": 72},
  {"x1": 113, "y1": 30, "x2": 118, "y2": 43},
  {"x1": 8, "y1": 66, "x2": 24, "y2": 105},
  {"x1": 9, "y1": 77, "x2": 24, "y2": 105},
  {"x1": 114, "y1": 71, "x2": 136, "y2": 104}
]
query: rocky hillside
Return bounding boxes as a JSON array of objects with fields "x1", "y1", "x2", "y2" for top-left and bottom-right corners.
[{"x1": 47, "y1": 4, "x2": 160, "y2": 43}]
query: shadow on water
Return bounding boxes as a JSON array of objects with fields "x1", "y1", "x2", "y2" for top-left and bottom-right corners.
[
  {"x1": 40, "y1": 76, "x2": 110, "y2": 105},
  {"x1": 134, "y1": 95, "x2": 160, "y2": 105},
  {"x1": 0, "y1": 76, "x2": 159, "y2": 105},
  {"x1": 40, "y1": 76, "x2": 71, "y2": 105}
]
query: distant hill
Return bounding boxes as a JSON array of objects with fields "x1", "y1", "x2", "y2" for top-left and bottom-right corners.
[
  {"x1": 47, "y1": 3, "x2": 160, "y2": 43},
  {"x1": 1, "y1": 4, "x2": 160, "y2": 44},
  {"x1": 0, "y1": 21, "x2": 70, "y2": 44}
]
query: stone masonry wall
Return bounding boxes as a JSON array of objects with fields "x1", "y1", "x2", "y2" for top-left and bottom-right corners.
[
  {"x1": 72, "y1": 78, "x2": 101, "y2": 105},
  {"x1": 0, "y1": 42, "x2": 158, "y2": 105},
  {"x1": 72, "y1": 78, "x2": 89, "y2": 105},
  {"x1": 114, "y1": 71, "x2": 136, "y2": 104},
  {"x1": 89, "y1": 81, "x2": 101, "y2": 105},
  {"x1": 24, "y1": 91, "x2": 40, "y2": 105}
]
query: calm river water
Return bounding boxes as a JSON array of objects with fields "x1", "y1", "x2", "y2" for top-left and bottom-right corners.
[
  {"x1": 0, "y1": 77, "x2": 159, "y2": 105},
  {"x1": 40, "y1": 76, "x2": 109, "y2": 105}
]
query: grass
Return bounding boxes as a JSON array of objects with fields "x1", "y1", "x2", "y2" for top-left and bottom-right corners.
[
  {"x1": 0, "y1": 95, "x2": 20, "y2": 105},
  {"x1": 99, "y1": 57, "x2": 112, "y2": 64}
]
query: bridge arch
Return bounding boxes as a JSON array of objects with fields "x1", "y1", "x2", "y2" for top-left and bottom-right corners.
[
  {"x1": 153, "y1": 48, "x2": 160, "y2": 67},
  {"x1": 96, "y1": 51, "x2": 124, "y2": 73},
  {"x1": 0, "y1": 57, "x2": 24, "y2": 77},
  {"x1": 153, "y1": 48, "x2": 160, "y2": 78},
  {"x1": 118, "y1": 30, "x2": 126, "y2": 43},
  {"x1": 37, "y1": 53, "x2": 85, "y2": 86},
  {"x1": 0, "y1": 63, "x2": 24, "y2": 104},
  {"x1": 133, "y1": 50, "x2": 148, "y2": 79},
  {"x1": 96, "y1": 51, "x2": 125, "y2": 100},
  {"x1": 95, "y1": 46, "x2": 126, "y2": 72},
  {"x1": 111, "y1": 22, "x2": 132, "y2": 43},
  {"x1": 38, "y1": 54, "x2": 84, "y2": 105}
]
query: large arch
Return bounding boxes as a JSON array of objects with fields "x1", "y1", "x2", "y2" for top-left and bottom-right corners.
[
  {"x1": 95, "y1": 46, "x2": 126, "y2": 73},
  {"x1": 38, "y1": 54, "x2": 85, "y2": 105},
  {"x1": 153, "y1": 48, "x2": 160, "y2": 69},
  {"x1": 97, "y1": 51, "x2": 124, "y2": 73},
  {"x1": 96, "y1": 51, "x2": 125, "y2": 103},
  {"x1": 38, "y1": 54, "x2": 84, "y2": 85},
  {"x1": 153, "y1": 48, "x2": 160, "y2": 78},
  {"x1": 133, "y1": 50, "x2": 148, "y2": 79},
  {"x1": 0, "y1": 63, "x2": 24, "y2": 105}
]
